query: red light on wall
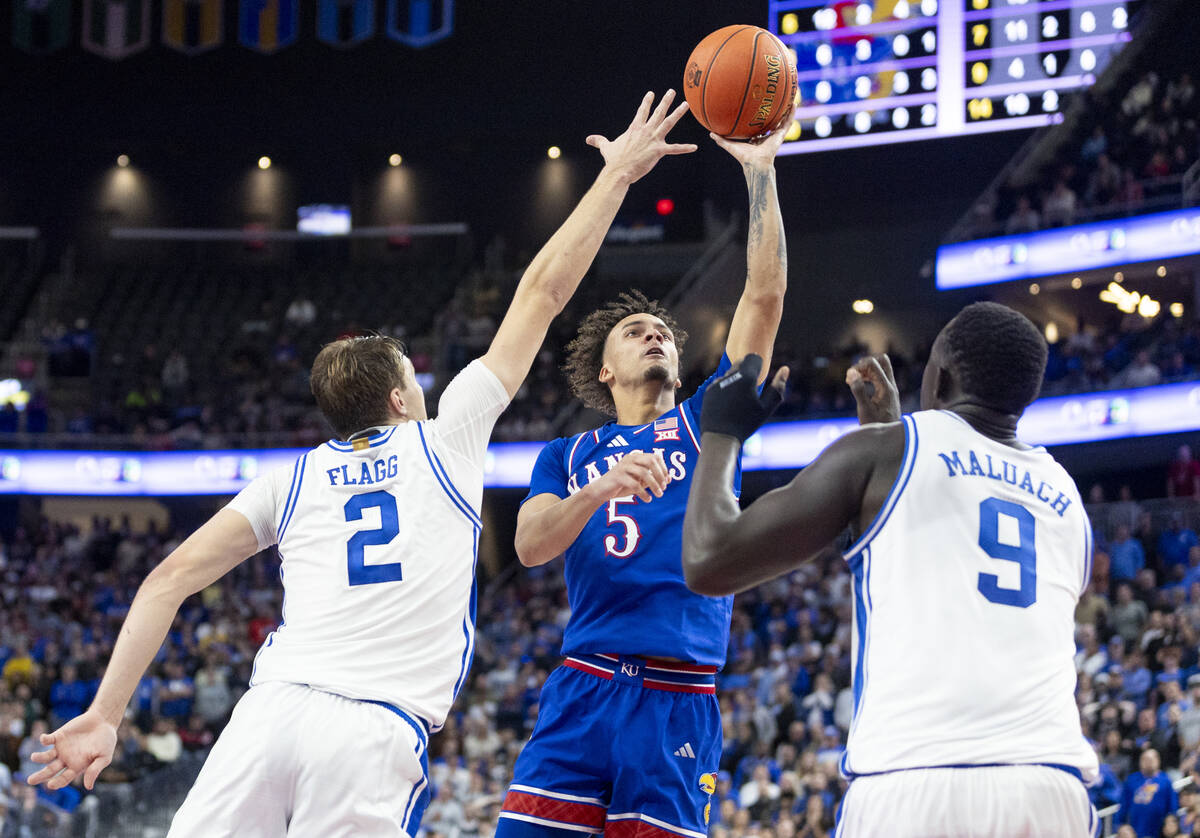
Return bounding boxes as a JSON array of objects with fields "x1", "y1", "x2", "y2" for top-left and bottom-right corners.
[{"x1": 656, "y1": 198, "x2": 675, "y2": 216}]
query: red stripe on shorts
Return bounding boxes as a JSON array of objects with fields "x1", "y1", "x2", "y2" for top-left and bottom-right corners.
[
  {"x1": 606, "y1": 817, "x2": 694, "y2": 838},
  {"x1": 501, "y1": 791, "x2": 607, "y2": 830}
]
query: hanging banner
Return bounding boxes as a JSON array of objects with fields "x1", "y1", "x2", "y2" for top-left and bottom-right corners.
[
  {"x1": 317, "y1": 0, "x2": 374, "y2": 48},
  {"x1": 13, "y1": 0, "x2": 72, "y2": 55},
  {"x1": 82, "y1": 0, "x2": 151, "y2": 58},
  {"x1": 163, "y1": 0, "x2": 223, "y2": 54},
  {"x1": 239, "y1": 0, "x2": 298, "y2": 53},
  {"x1": 386, "y1": 0, "x2": 452, "y2": 48}
]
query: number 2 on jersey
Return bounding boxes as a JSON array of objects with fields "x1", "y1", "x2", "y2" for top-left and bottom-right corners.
[
  {"x1": 977, "y1": 497, "x2": 1036, "y2": 608},
  {"x1": 344, "y1": 490, "x2": 403, "y2": 586}
]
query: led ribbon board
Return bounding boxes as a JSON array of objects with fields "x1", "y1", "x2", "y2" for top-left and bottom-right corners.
[
  {"x1": 936, "y1": 206, "x2": 1200, "y2": 289},
  {"x1": 1, "y1": 381, "x2": 1196, "y2": 495}
]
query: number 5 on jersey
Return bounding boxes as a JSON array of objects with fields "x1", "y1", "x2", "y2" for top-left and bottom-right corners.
[{"x1": 604, "y1": 497, "x2": 642, "y2": 558}]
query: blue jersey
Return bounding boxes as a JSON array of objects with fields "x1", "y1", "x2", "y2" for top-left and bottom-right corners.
[{"x1": 524, "y1": 357, "x2": 738, "y2": 666}]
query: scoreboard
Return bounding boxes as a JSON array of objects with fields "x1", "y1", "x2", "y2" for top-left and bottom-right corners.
[{"x1": 769, "y1": 0, "x2": 1140, "y2": 154}]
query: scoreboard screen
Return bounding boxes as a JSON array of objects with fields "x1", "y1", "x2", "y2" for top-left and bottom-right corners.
[{"x1": 769, "y1": 0, "x2": 1140, "y2": 154}]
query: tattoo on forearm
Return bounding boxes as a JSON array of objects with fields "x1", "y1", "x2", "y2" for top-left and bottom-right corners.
[{"x1": 746, "y1": 165, "x2": 771, "y2": 249}]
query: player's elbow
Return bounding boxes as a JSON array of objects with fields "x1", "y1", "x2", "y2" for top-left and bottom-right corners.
[
  {"x1": 517, "y1": 266, "x2": 571, "y2": 317},
  {"x1": 514, "y1": 531, "x2": 553, "y2": 568},
  {"x1": 682, "y1": 544, "x2": 734, "y2": 597}
]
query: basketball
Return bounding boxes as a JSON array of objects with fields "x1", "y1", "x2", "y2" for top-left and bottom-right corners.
[{"x1": 683, "y1": 25, "x2": 798, "y2": 140}]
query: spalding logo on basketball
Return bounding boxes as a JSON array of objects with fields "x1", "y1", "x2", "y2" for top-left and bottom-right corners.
[{"x1": 683, "y1": 24, "x2": 798, "y2": 140}]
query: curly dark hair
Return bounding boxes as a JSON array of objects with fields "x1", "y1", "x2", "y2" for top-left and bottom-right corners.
[
  {"x1": 562, "y1": 290, "x2": 688, "y2": 416},
  {"x1": 940, "y1": 302, "x2": 1048, "y2": 414}
]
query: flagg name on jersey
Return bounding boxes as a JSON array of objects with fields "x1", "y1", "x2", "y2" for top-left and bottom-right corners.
[
  {"x1": 936, "y1": 448, "x2": 1073, "y2": 517},
  {"x1": 565, "y1": 448, "x2": 689, "y2": 496},
  {"x1": 325, "y1": 455, "x2": 401, "y2": 487}
]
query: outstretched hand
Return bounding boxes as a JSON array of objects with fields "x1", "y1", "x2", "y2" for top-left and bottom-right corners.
[
  {"x1": 846, "y1": 353, "x2": 902, "y2": 426},
  {"x1": 708, "y1": 103, "x2": 794, "y2": 170},
  {"x1": 26, "y1": 710, "x2": 117, "y2": 791},
  {"x1": 588, "y1": 90, "x2": 697, "y2": 184},
  {"x1": 701, "y1": 354, "x2": 789, "y2": 442}
]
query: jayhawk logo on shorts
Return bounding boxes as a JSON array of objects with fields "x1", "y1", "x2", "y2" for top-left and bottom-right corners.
[{"x1": 699, "y1": 772, "x2": 717, "y2": 824}]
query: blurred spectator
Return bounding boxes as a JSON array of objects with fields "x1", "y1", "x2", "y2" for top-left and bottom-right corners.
[
  {"x1": 1168, "y1": 445, "x2": 1200, "y2": 498},
  {"x1": 1042, "y1": 179, "x2": 1079, "y2": 227},
  {"x1": 1005, "y1": 195, "x2": 1040, "y2": 234},
  {"x1": 1115, "y1": 350, "x2": 1163, "y2": 389},
  {"x1": 1112, "y1": 526, "x2": 1148, "y2": 584},
  {"x1": 1119, "y1": 748, "x2": 1177, "y2": 838},
  {"x1": 1158, "y1": 514, "x2": 1199, "y2": 574}
]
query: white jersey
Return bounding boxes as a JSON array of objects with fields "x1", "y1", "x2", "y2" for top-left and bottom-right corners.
[
  {"x1": 227, "y1": 360, "x2": 509, "y2": 732},
  {"x1": 841, "y1": 410, "x2": 1098, "y2": 783}
]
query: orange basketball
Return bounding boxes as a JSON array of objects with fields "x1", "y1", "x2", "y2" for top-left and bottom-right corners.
[{"x1": 683, "y1": 25, "x2": 798, "y2": 140}]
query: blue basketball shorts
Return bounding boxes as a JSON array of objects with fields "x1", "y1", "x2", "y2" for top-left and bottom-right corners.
[{"x1": 496, "y1": 653, "x2": 722, "y2": 838}]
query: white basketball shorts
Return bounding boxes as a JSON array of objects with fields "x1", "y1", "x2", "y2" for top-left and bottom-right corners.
[
  {"x1": 835, "y1": 764, "x2": 1097, "y2": 838},
  {"x1": 168, "y1": 681, "x2": 429, "y2": 838}
]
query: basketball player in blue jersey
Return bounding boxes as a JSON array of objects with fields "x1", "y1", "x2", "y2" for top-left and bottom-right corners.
[
  {"x1": 496, "y1": 124, "x2": 789, "y2": 838},
  {"x1": 684, "y1": 302, "x2": 1100, "y2": 837},
  {"x1": 26, "y1": 91, "x2": 698, "y2": 838}
]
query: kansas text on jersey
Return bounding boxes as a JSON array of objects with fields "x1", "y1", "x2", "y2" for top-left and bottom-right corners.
[{"x1": 524, "y1": 357, "x2": 738, "y2": 666}]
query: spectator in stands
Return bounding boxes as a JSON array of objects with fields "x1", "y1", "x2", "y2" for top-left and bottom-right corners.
[
  {"x1": 161, "y1": 351, "x2": 189, "y2": 396},
  {"x1": 157, "y1": 661, "x2": 194, "y2": 721},
  {"x1": 1042, "y1": 178, "x2": 1079, "y2": 227},
  {"x1": 143, "y1": 717, "x2": 182, "y2": 764},
  {"x1": 1168, "y1": 445, "x2": 1200, "y2": 498},
  {"x1": 1120, "y1": 748, "x2": 1177, "y2": 838},
  {"x1": 1159, "y1": 514, "x2": 1200, "y2": 574},
  {"x1": 1081, "y1": 126, "x2": 1109, "y2": 163},
  {"x1": 1176, "y1": 675, "x2": 1200, "y2": 752},
  {"x1": 1113, "y1": 526, "x2": 1149, "y2": 585},
  {"x1": 1005, "y1": 195, "x2": 1040, "y2": 234},
  {"x1": 1116, "y1": 350, "x2": 1164, "y2": 389},
  {"x1": 48, "y1": 664, "x2": 90, "y2": 729},
  {"x1": 284, "y1": 296, "x2": 317, "y2": 331},
  {"x1": 1086, "y1": 153, "x2": 1124, "y2": 206}
]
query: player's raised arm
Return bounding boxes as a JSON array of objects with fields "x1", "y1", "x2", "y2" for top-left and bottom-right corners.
[
  {"x1": 480, "y1": 91, "x2": 697, "y2": 398},
  {"x1": 711, "y1": 121, "x2": 790, "y2": 384},
  {"x1": 681, "y1": 355, "x2": 902, "y2": 596},
  {"x1": 27, "y1": 509, "x2": 262, "y2": 790}
]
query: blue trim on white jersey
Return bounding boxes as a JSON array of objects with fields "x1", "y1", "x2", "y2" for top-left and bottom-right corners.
[
  {"x1": 450, "y1": 527, "x2": 480, "y2": 707},
  {"x1": 276, "y1": 455, "x2": 304, "y2": 538},
  {"x1": 421, "y1": 424, "x2": 483, "y2": 528},
  {"x1": 1081, "y1": 516, "x2": 1094, "y2": 596},
  {"x1": 844, "y1": 415, "x2": 919, "y2": 561},
  {"x1": 277, "y1": 454, "x2": 308, "y2": 541},
  {"x1": 325, "y1": 425, "x2": 398, "y2": 452},
  {"x1": 842, "y1": 546, "x2": 873, "y2": 778},
  {"x1": 248, "y1": 563, "x2": 287, "y2": 687},
  {"x1": 416, "y1": 422, "x2": 484, "y2": 528},
  {"x1": 842, "y1": 762, "x2": 1087, "y2": 783}
]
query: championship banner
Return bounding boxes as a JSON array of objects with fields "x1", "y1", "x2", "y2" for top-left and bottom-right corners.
[
  {"x1": 317, "y1": 0, "x2": 374, "y2": 48},
  {"x1": 386, "y1": 0, "x2": 453, "y2": 48},
  {"x1": 163, "y1": 0, "x2": 223, "y2": 54},
  {"x1": 82, "y1": 0, "x2": 151, "y2": 58},
  {"x1": 12, "y1": 0, "x2": 71, "y2": 55},
  {"x1": 238, "y1": 0, "x2": 298, "y2": 53}
]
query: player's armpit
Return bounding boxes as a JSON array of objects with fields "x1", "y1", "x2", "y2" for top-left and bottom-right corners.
[{"x1": 683, "y1": 423, "x2": 902, "y2": 596}]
